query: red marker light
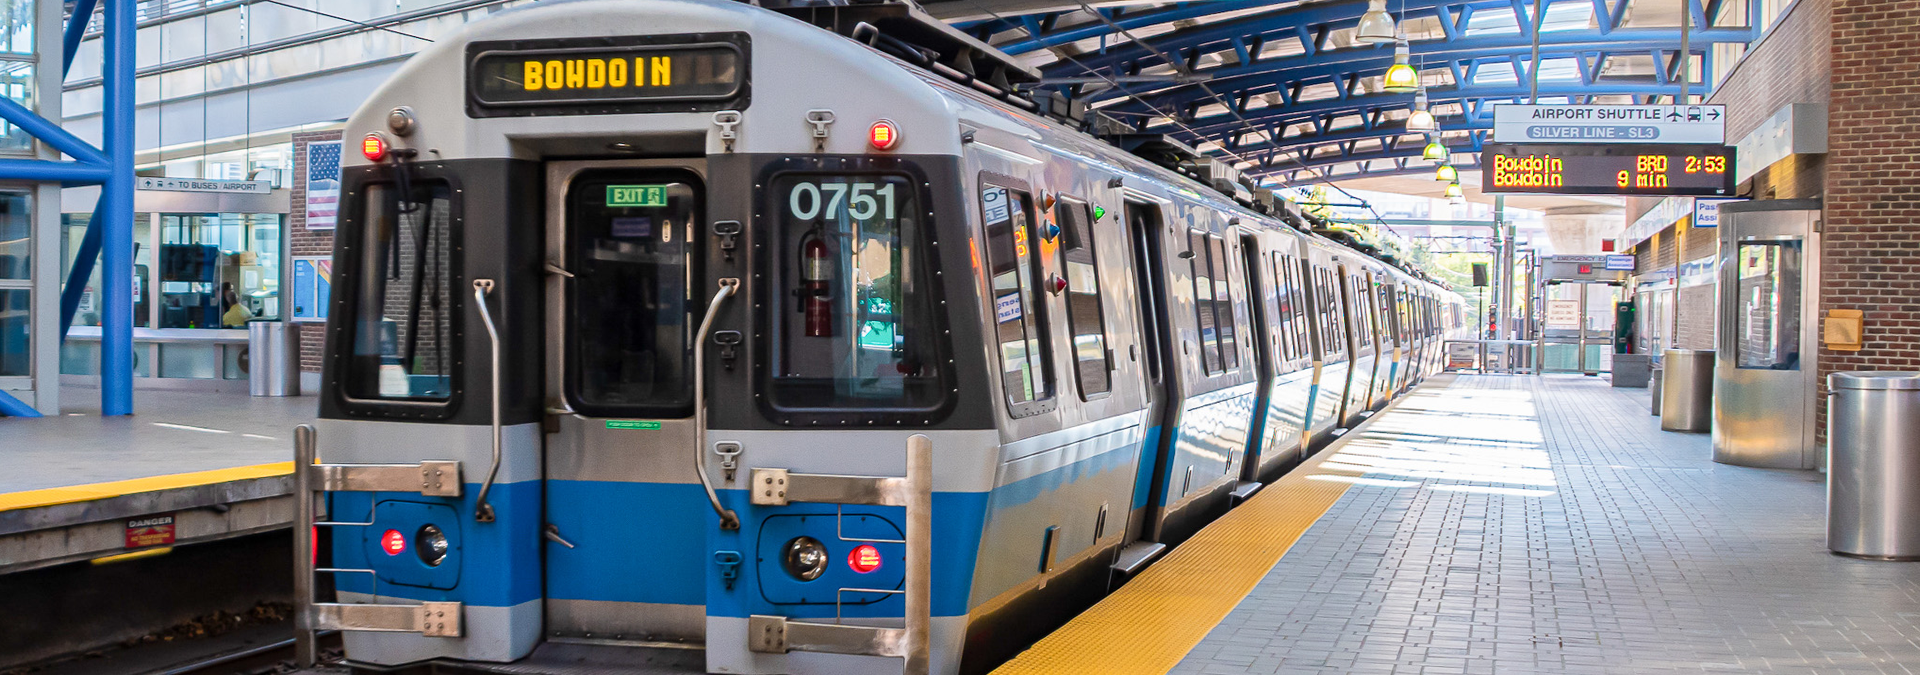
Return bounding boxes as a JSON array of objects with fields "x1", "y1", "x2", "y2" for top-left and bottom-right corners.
[
  {"x1": 362, "y1": 133, "x2": 389, "y2": 162},
  {"x1": 381, "y1": 529, "x2": 406, "y2": 556},
  {"x1": 868, "y1": 120, "x2": 900, "y2": 151},
  {"x1": 848, "y1": 544, "x2": 883, "y2": 573}
]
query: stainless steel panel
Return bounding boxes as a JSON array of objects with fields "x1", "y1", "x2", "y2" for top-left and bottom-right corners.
[
  {"x1": 1712, "y1": 203, "x2": 1820, "y2": 469},
  {"x1": 1827, "y1": 372, "x2": 1920, "y2": 559}
]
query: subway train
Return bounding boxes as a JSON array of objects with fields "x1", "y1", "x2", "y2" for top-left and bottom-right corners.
[{"x1": 293, "y1": 1, "x2": 1471, "y2": 674}]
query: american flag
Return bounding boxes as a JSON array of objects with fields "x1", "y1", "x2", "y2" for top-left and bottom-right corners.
[{"x1": 306, "y1": 141, "x2": 341, "y2": 231}]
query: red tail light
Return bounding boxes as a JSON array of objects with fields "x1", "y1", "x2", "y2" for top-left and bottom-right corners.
[
  {"x1": 868, "y1": 120, "x2": 900, "y2": 151},
  {"x1": 848, "y1": 544, "x2": 882, "y2": 574},
  {"x1": 362, "y1": 133, "x2": 389, "y2": 162}
]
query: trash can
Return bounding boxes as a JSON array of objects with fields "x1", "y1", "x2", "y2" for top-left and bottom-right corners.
[
  {"x1": 1649, "y1": 365, "x2": 1664, "y2": 416},
  {"x1": 1659, "y1": 349, "x2": 1714, "y2": 432},
  {"x1": 248, "y1": 321, "x2": 301, "y2": 397},
  {"x1": 1827, "y1": 372, "x2": 1920, "y2": 559},
  {"x1": 1612, "y1": 353, "x2": 1651, "y2": 388}
]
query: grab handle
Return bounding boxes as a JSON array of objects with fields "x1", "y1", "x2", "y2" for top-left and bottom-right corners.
[
  {"x1": 695, "y1": 278, "x2": 742, "y2": 530},
  {"x1": 471, "y1": 279, "x2": 502, "y2": 523}
]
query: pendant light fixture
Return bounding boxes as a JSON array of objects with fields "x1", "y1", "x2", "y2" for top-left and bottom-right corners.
[
  {"x1": 1444, "y1": 180, "x2": 1464, "y2": 198},
  {"x1": 1357, "y1": 0, "x2": 1397, "y2": 44},
  {"x1": 1435, "y1": 164, "x2": 1458, "y2": 182},
  {"x1": 1422, "y1": 137, "x2": 1449, "y2": 162},
  {"x1": 1383, "y1": 34, "x2": 1418, "y2": 93},
  {"x1": 1407, "y1": 87, "x2": 1438, "y2": 133}
]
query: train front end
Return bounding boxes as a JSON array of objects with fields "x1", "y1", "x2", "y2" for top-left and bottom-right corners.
[{"x1": 301, "y1": 1, "x2": 998, "y2": 673}]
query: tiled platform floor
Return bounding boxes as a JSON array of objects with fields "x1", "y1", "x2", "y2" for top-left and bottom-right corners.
[
  {"x1": 1175, "y1": 374, "x2": 1920, "y2": 675},
  {"x1": 0, "y1": 388, "x2": 313, "y2": 492}
]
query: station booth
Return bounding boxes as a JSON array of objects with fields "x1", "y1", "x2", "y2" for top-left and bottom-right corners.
[{"x1": 58, "y1": 183, "x2": 290, "y2": 390}]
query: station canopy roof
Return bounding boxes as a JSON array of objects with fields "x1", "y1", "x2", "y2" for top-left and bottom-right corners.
[{"x1": 922, "y1": 0, "x2": 1757, "y2": 206}]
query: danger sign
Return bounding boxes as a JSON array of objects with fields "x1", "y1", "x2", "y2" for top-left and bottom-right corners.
[{"x1": 125, "y1": 514, "x2": 176, "y2": 548}]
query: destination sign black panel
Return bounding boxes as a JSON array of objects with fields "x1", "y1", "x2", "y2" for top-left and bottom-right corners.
[
  {"x1": 1480, "y1": 143, "x2": 1737, "y2": 197},
  {"x1": 466, "y1": 33, "x2": 749, "y2": 117}
]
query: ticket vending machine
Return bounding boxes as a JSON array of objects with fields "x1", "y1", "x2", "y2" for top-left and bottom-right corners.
[{"x1": 1713, "y1": 199, "x2": 1821, "y2": 469}]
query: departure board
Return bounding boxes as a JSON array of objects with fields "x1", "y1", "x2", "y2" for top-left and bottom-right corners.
[
  {"x1": 1480, "y1": 143, "x2": 1737, "y2": 196},
  {"x1": 466, "y1": 34, "x2": 748, "y2": 117}
]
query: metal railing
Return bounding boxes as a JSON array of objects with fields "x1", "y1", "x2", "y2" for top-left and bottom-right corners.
[
  {"x1": 293, "y1": 424, "x2": 467, "y2": 667},
  {"x1": 745, "y1": 434, "x2": 933, "y2": 675},
  {"x1": 1442, "y1": 339, "x2": 1539, "y2": 375}
]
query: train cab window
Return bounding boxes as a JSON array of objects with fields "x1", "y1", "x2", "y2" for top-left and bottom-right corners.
[
  {"x1": 1055, "y1": 198, "x2": 1110, "y2": 398},
  {"x1": 343, "y1": 181, "x2": 456, "y2": 402},
  {"x1": 982, "y1": 183, "x2": 1054, "y2": 414},
  {"x1": 564, "y1": 171, "x2": 697, "y2": 417},
  {"x1": 767, "y1": 173, "x2": 948, "y2": 413}
]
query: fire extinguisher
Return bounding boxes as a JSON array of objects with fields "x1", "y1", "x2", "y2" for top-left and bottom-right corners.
[{"x1": 800, "y1": 226, "x2": 834, "y2": 338}]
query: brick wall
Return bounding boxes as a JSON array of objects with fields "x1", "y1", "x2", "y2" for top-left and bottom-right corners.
[
  {"x1": 1674, "y1": 222, "x2": 1718, "y2": 350},
  {"x1": 1824, "y1": 0, "x2": 1920, "y2": 442},
  {"x1": 291, "y1": 130, "x2": 343, "y2": 373},
  {"x1": 1708, "y1": 0, "x2": 1832, "y2": 146}
]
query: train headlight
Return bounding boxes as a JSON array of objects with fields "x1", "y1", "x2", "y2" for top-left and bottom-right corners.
[
  {"x1": 415, "y1": 524, "x2": 449, "y2": 567},
  {"x1": 782, "y1": 537, "x2": 829, "y2": 581}
]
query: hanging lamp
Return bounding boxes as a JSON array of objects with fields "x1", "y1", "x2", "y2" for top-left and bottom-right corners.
[
  {"x1": 1357, "y1": 0, "x2": 1397, "y2": 44},
  {"x1": 1445, "y1": 180, "x2": 1464, "y2": 198},
  {"x1": 1383, "y1": 35, "x2": 1418, "y2": 93},
  {"x1": 1407, "y1": 87, "x2": 1438, "y2": 133},
  {"x1": 1435, "y1": 163, "x2": 1458, "y2": 182}
]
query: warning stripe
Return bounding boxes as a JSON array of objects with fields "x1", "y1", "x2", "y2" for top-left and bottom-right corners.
[{"x1": 0, "y1": 462, "x2": 293, "y2": 513}]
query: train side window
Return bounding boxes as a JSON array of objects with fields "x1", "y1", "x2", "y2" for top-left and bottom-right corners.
[
  {"x1": 343, "y1": 181, "x2": 456, "y2": 403},
  {"x1": 1189, "y1": 229, "x2": 1220, "y2": 375},
  {"x1": 1209, "y1": 235, "x2": 1239, "y2": 370},
  {"x1": 564, "y1": 171, "x2": 697, "y2": 417},
  {"x1": 1055, "y1": 198, "x2": 1110, "y2": 399},
  {"x1": 982, "y1": 183, "x2": 1055, "y2": 414},
  {"x1": 1292, "y1": 258, "x2": 1312, "y2": 359},
  {"x1": 1268, "y1": 252, "x2": 1291, "y2": 362}
]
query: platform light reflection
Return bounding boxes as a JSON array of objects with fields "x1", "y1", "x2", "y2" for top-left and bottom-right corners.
[
  {"x1": 152, "y1": 422, "x2": 230, "y2": 434},
  {"x1": 1307, "y1": 387, "x2": 1556, "y2": 497}
]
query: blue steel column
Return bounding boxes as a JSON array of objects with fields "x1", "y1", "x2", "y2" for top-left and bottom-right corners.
[{"x1": 99, "y1": 0, "x2": 134, "y2": 415}]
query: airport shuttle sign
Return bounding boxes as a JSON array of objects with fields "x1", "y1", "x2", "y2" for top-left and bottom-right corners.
[{"x1": 1494, "y1": 104, "x2": 1725, "y2": 144}]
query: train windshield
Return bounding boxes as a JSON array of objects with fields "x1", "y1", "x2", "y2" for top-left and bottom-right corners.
[
  {"x1": 344, "y1": 181, "x2": 456, "y2": 401},
  {"x1": 765, "y1": 173, "x2": 947, "y2": 414}
]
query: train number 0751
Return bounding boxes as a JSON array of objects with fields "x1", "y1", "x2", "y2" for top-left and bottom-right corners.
[{"x1": 789, "y1": 181, "x2": 898, "y2": 221}]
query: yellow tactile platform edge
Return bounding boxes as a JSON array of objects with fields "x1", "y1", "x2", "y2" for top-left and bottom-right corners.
[
  {"x1": 0, "y1": 461, "x2": 293, "y2": 513},
  {"x1": 991, "y1": 428, "x2": 1379, "y2": 675}
]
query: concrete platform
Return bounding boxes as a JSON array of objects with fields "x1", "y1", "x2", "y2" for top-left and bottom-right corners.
[
  {"x1": 998, "y1": 374, "x2": 1920, "y2": 675},
  {"x1": 0, "y1": 388, "x2": 313, "y2": 573}
]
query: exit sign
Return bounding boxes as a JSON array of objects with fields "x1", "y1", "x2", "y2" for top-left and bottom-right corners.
[{"x1": 606, "y1": 185, "x2": 668, "y2": 208}]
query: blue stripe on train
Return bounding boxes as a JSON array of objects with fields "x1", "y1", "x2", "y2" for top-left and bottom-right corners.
[
  {"x1": 1130, "y1": 425, "x2": 1164, "y2": 511},
  {"x1": 330, "y1": 480, "x2": 542, "y2": 607},
  {"x1": 546, "y1": 480, "x2": 709, "y2": 606}
]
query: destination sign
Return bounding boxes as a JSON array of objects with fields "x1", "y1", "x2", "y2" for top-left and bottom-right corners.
[
  {"x1": 466, "y1": 34, "x2": 748, "y2": 117},
  {"x1": 1480, "y1": 143, "x2": 1737, "y2": 197}
]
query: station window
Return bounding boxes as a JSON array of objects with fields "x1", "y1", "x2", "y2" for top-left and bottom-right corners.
[
  {"x1": 766, "y1": 172, "x2": 949, "y2": 413},
  {"x1": 343, "y1": 181, "x2": 456, "y2": 402},
  {"x1": 1055, "y1": 198, "x2": 1110, "y2": 399},
  {"x1": 1734, "y1": 240, "x2": 1803, "y2": 371},
  {"x1": 981, "y1": 183, "x2": 1054, "y2": 414}
]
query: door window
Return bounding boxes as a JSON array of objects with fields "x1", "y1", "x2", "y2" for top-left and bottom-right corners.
[
  {"x1": 564, "y1": 170, "x2": 697, "y2": 417},
  {"x1": 1055, "y1": 199, "x2": 1110, "y2": 398},
  {"x1": 1734, "y1": 240, "x2": 1802, "y2": 370},
  {"x1": 344, "y1": 181, "x2": 456, "y2": 402}
]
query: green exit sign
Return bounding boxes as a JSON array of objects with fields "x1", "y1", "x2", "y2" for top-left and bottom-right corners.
[{"x1": 607, "y1": 185, "x2": 668, "y2": 208}]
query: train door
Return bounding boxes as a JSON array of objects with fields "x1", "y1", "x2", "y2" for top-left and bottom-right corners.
[
  {"x1": 1336, "y1": 267, "x2": 1373, "y2": 424},
  {"x1": 1237, "y1": 235, "x2": 1278, "y2": 487},
  {"x1": 542, "y1": 160, "x2": 709, "y2": 644},
  {"x1": 1115, "y1": 199, "x2": 1177, "y2": 575}
]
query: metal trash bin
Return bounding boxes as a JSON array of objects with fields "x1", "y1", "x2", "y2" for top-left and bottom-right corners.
[
  {"x1": 1612, "y1": 353, "x2": 1651, "y2": 388},
  {"x1": 248, "y1": 321, "x2": 301, "y2": 397},
  {"x1": 1660, "y1": 349, "x2": 1714, "y2": 432},
  {"x1": 1827, "y1": 372, "x2": 1920, "y2": 559}
]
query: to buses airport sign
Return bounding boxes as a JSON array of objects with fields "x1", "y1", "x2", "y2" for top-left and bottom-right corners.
[{"x1": 1493, "y1": 104, "x2": 1725, "y2": 144}]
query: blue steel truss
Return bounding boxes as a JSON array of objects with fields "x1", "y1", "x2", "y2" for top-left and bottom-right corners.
[
  {"x1": 954, "y1": 0, "x2": 1760, "y2": 185},
  {"x1": 0, "y1": 0, "x2": 133, "y2": 417}
]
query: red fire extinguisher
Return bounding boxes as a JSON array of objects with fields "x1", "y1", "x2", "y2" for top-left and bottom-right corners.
[{"x1": 800, "y1": 226, "x2": 833, "y2": 338}]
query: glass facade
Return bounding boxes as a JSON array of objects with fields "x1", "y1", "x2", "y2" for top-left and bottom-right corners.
[
  {"x1": 61, "y1": 212, "x2": 283, "y2": 330},
  {"x1": 0, "y1": 190, "x2": 28, "y2": 379}
]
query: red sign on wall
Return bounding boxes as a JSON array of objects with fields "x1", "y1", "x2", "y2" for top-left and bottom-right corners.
[{"x1": 125, "y1": 514, "x2": 176, "y2": 548}]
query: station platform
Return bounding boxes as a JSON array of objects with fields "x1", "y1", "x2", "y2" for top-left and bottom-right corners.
[
  {"x1": 0, "y1": 389, "x2": 312, "y2": 573},
  {"x1": 997, "y1": 373, "x2": 1920, "y2": 675}
]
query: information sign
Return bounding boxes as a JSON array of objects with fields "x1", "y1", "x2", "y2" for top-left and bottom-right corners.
[
  {"x1": 1546, "y1": 300, "x2": 1582, "y2": 329},
  {"x1": 1493, "y1": 104, "x2": 1725, "y2": 144}
]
